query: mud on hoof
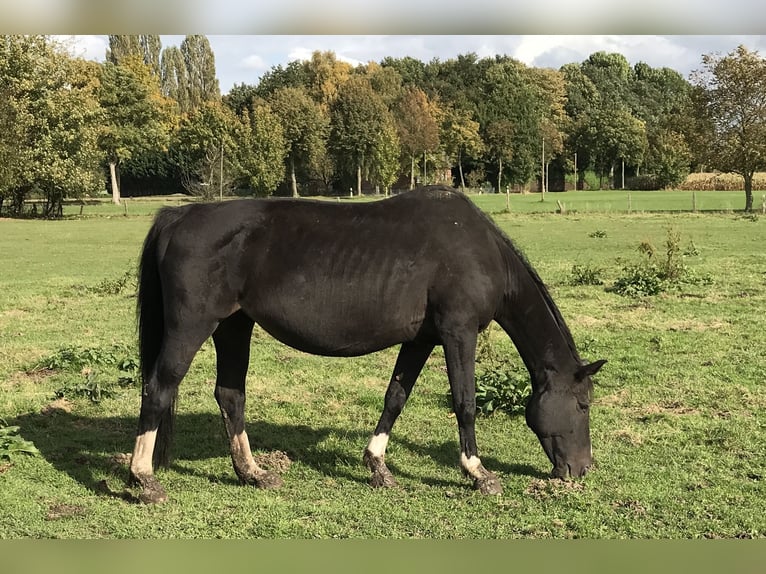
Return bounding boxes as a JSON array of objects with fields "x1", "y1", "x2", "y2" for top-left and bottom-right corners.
[
  {"x1": 369, "y1": 468, "x2": 398, "y2": 488},
  {"x1": 363, "y1": 451, "x2": 398, "y2": 489},
  {"x1": 129, "y1": 473, "x2": 168, "y2": 504},
  {"x1": 473, "y1": 471, "x2": 503, "y2": 495}
]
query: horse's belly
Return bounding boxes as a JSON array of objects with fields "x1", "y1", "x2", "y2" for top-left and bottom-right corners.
[{"x1": 244, "y1": 297, "x2": 427, "y2": 357}]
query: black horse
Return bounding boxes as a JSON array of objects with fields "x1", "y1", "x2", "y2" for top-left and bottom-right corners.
[{"x1": 129, "y1": 185, "x2": 605, "y2": 503}]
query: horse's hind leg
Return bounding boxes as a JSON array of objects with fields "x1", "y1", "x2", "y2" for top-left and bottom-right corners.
[
  {"x1": 130, "y1": 321, "x2": 217, "y2": 504},
  {"x1": 364, "y1": 341, "x2": 433, "y2": 488},
  {"x1": 213, "y1": 311, "x2": 282, "y2": 489}
]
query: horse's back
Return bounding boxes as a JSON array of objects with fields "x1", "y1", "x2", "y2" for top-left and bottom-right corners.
[{"x1": 153, "y1": 188, "x2": 508, "y2": 355}]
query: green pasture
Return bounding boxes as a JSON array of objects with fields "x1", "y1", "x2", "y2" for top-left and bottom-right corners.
[{"x1": 1, "y1": 191, "x2": 765, "y2": 538}]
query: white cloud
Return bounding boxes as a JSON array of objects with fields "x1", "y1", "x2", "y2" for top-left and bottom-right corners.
[
  {"x1": 53, "y1": 35, "x2": 108, "y2": 62},
  {"x1": 241, "y1": 54, "x2": 267, "y2": 70}
]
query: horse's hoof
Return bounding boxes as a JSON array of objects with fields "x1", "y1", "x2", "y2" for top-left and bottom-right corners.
[
  {"x1": 370, "y1": 470, "x2": 398, "y2": 488},
  {"x1": 474, "y1": 473, "x2": 503, "y2": 495},
  {"x1": 130, "y1": 474, "x2": 168, "y2": 504}
]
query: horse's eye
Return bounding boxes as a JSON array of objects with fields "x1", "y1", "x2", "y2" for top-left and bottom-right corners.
[{"x1": 577, "y1": 402, "x2": 590, "y2": 413}]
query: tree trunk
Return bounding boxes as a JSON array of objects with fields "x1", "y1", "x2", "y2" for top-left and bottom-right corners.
[
  {"x1": 357, "y1": 164, "x2": 362, "y2": 197},
  {"x1": 109, "y1": 161, "x2": 121, "y2": 205},
  {"x1": 290, "y1": 156, "x2": 298, "y2": 198},
  {"x1": 497, "y1": 157, "x2": 503, "y2": 193},
  {"x1": 410, "y1": 155, "x2": 415, "y2": 189},
  {"x1": 744, "y1": 172, "x2": 754, "y2": 212},
  {"x1": 458, "y1": 149, "x2": 466, "y2": 192}
]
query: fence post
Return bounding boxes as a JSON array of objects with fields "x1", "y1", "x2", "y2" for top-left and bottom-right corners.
[
  {"x1": 762, "y1": 195, "x2": 765, "y2": 215},
  {"x1": 692, "y1": 192, "x2": 697, "y2": 213},
  {"x1": 627, "y1": 193, "x2": 632, "y2": 213}
]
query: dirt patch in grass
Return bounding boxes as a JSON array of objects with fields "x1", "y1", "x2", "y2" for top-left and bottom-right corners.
[
  {"x1": 46, "y1": 503, "x2": 86, "y2": 520},
  {"x1": 254, "y1": 450, "x2": 292, "y2": 473},
  {"x1": 41, "y1": 398, "x2": 74, "y2": 415}
]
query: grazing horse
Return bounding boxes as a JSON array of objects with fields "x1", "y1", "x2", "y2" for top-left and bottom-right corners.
[{"x1": 129, "y1": 185, "x2": 605, "y2": 503}]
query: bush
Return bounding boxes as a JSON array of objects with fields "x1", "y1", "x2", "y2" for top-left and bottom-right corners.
[
  {"x1": 470, "y1": 325, "x2": 531, "y2": 416},
  {"x1": 625, "y1": 174, "x2": 662, "y2": 190},
  {"x1": 570, "y1": 264, "x2": 604, "y2": 286},
  {"x1": 610, "y1": 227, "x2": 711, "y2": 297}
]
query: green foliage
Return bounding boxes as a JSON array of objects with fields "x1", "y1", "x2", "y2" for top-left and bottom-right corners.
[
  {"x1": 611, "y1": 227, "x2": 711, "y2": 297},
  {"x1": 53, "y1": 371, "x2": 116, "y2": 403},
  {"x1": 0, "y1": 419, "x2": 39, "y2": 461},
  {"x1": 87, "y1": 267, "x2": 136, "y2": 296},
  {"x1": 611, "y1": 262, "x2": 667, "y2": 297},
  {"x1": 29, "y1": 344, "x2": 138, "y2": 381},
  {"x1": 472, "y1": 325, "x2": 531, "y2": 416},
  {"x1": 238, "y1": 102, "x2": 288, "y2": 196},
  {"x1": 692, "y1": 45, "x2": 766, "y2": 211},
  {"x1": 569, "y1": 264, "x2": 605, "y2": 286},
  {"x1": 475, "y1": 367, "x2": 531, "y2": 416},
  {"x1": 589, "y1": 229, "x2": 607, "y2": 238},
  {"x1": 172, "y1": 100, "x2": 244, "y2": 198},
  {"x1": 0, "y1": 36, "x2": 103, "y2": 216}
]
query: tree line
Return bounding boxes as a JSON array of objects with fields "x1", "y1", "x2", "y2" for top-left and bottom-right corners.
[{"x1": 1, "y1": 35, "x2": 765, "y2": 215}]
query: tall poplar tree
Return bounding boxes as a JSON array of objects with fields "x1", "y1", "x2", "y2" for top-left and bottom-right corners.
[{"x1": 180, "y1": 35, "x2": 220, "y2": 112}]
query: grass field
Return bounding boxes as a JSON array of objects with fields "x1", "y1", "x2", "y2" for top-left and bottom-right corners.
[{"x1": 1, "y1": 191, "x2": 765, "y2": 539}]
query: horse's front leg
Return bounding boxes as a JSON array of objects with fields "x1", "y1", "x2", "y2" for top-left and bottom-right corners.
[
  {"x1": 213, "y1": 312, "x2": 282, "y2": 489},
  {"x1": 364, "y1": 341, "x2": 433, "y2": 488},
  {"x1": 442, "y1": 329, "x2": 502, "y2": 495}
]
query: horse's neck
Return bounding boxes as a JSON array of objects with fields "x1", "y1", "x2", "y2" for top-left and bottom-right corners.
[{"x1": 494, "y1": 260, "x2": 579, "y2": 385}]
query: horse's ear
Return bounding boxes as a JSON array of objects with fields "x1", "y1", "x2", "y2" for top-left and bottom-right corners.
[{"x1": 576, "y1": 359, "x2": 607, "y2": 381}]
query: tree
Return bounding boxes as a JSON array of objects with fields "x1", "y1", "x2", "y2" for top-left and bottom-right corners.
[
  {"x1": 645, "y1": 129, "x2": 692, "y2": 188},
  {"x1": 268, "y1": 86, "x2": 329, "y2": 197},
  {"x1": 0, "y1": 36, "x2": 102, "y2": 216},
  {"x1": 691, "y1": 45, "x2": 766, "y2": 211},
  {"x1": 583, "y1": 107, "x2": 647, "y2": 188},
  {"x1": 107, "y1": 35, "x2": 161, "y2": 78},
  {"x1": 480, "y1": 59, "x2": 543, "y2": 188},
  {"x1": 441, "y1": 105, "x2": 484, "y2": 191},
  {"x1": 238, "y1": 101, "x2": 288, "y2": 196},
  {"x1": 99, "y1": 56, "x2": 176, "y2": 204},
  {"x1": 484, "y1": 120, "x2": 514, "y2": 192},
  {"x1": 304, "y1": 51, "x2": 353, "y2": 111},
  {"x1": 171, "y1": 101, "x2": 243, "y2": 199},
  {"x1": 180, "y1": 35, "x2": 220, "y2": 112},
  {"x1": 370, "y1": 115, "x2": 401, "y2": 195},
  {"x1": 160, "y1": 46, "x2": 189, "y2": 112},
  {"x1": 394, "y1": 86, "x2": 441, "y2": 188},
  {"x1": 329, "y1": 76, "x2": 390, "y2": 195},
  {"x1": 630, "y1": 63, "x2": 695, "y2": 186}
]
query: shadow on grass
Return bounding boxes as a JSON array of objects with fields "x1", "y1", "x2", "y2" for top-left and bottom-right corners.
[{"x1": 9, "y1": 408, "x2": 547, "y2": 502}]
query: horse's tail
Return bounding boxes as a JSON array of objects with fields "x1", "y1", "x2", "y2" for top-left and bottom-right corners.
[{"x1": 137, "y1": 206, "x2": 186, "y2": 468}]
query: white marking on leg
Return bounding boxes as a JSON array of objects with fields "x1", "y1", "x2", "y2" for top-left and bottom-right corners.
[
  {"x1": 231, "y1": 430, "x2": 260, "y2": 475},
  {"x1": 366, "y1": 433, "x2": 390, "y2": 459},
  {"x1": 131, "y1": 429, "x2": 157, "y2": 476},
  {"x1": 460, "y1": 452, "x2": 484, "y2": 479}
]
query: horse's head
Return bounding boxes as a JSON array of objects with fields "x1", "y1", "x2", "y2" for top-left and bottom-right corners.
[{"x1": 525, "y1": 359, "x2": 606, "y2": 479}]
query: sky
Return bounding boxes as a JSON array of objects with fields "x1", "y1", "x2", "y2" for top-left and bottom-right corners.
[{"x1": 57, "y1": 35, "x2": 766, "y2": 95}]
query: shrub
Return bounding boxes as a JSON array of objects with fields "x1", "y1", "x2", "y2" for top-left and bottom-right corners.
[
  {"x1": 474, "y1": 368, "x2": 531, "y2": 416},
  {"x1": 471, "y1": 325, "x2": 531, "y2": 416},
  {"x1": 570, "y1": 264, "x2": 604, "y2": 286},
  {"x1": 610, "y1": 227, "x2": 711, "y2": 297}
]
